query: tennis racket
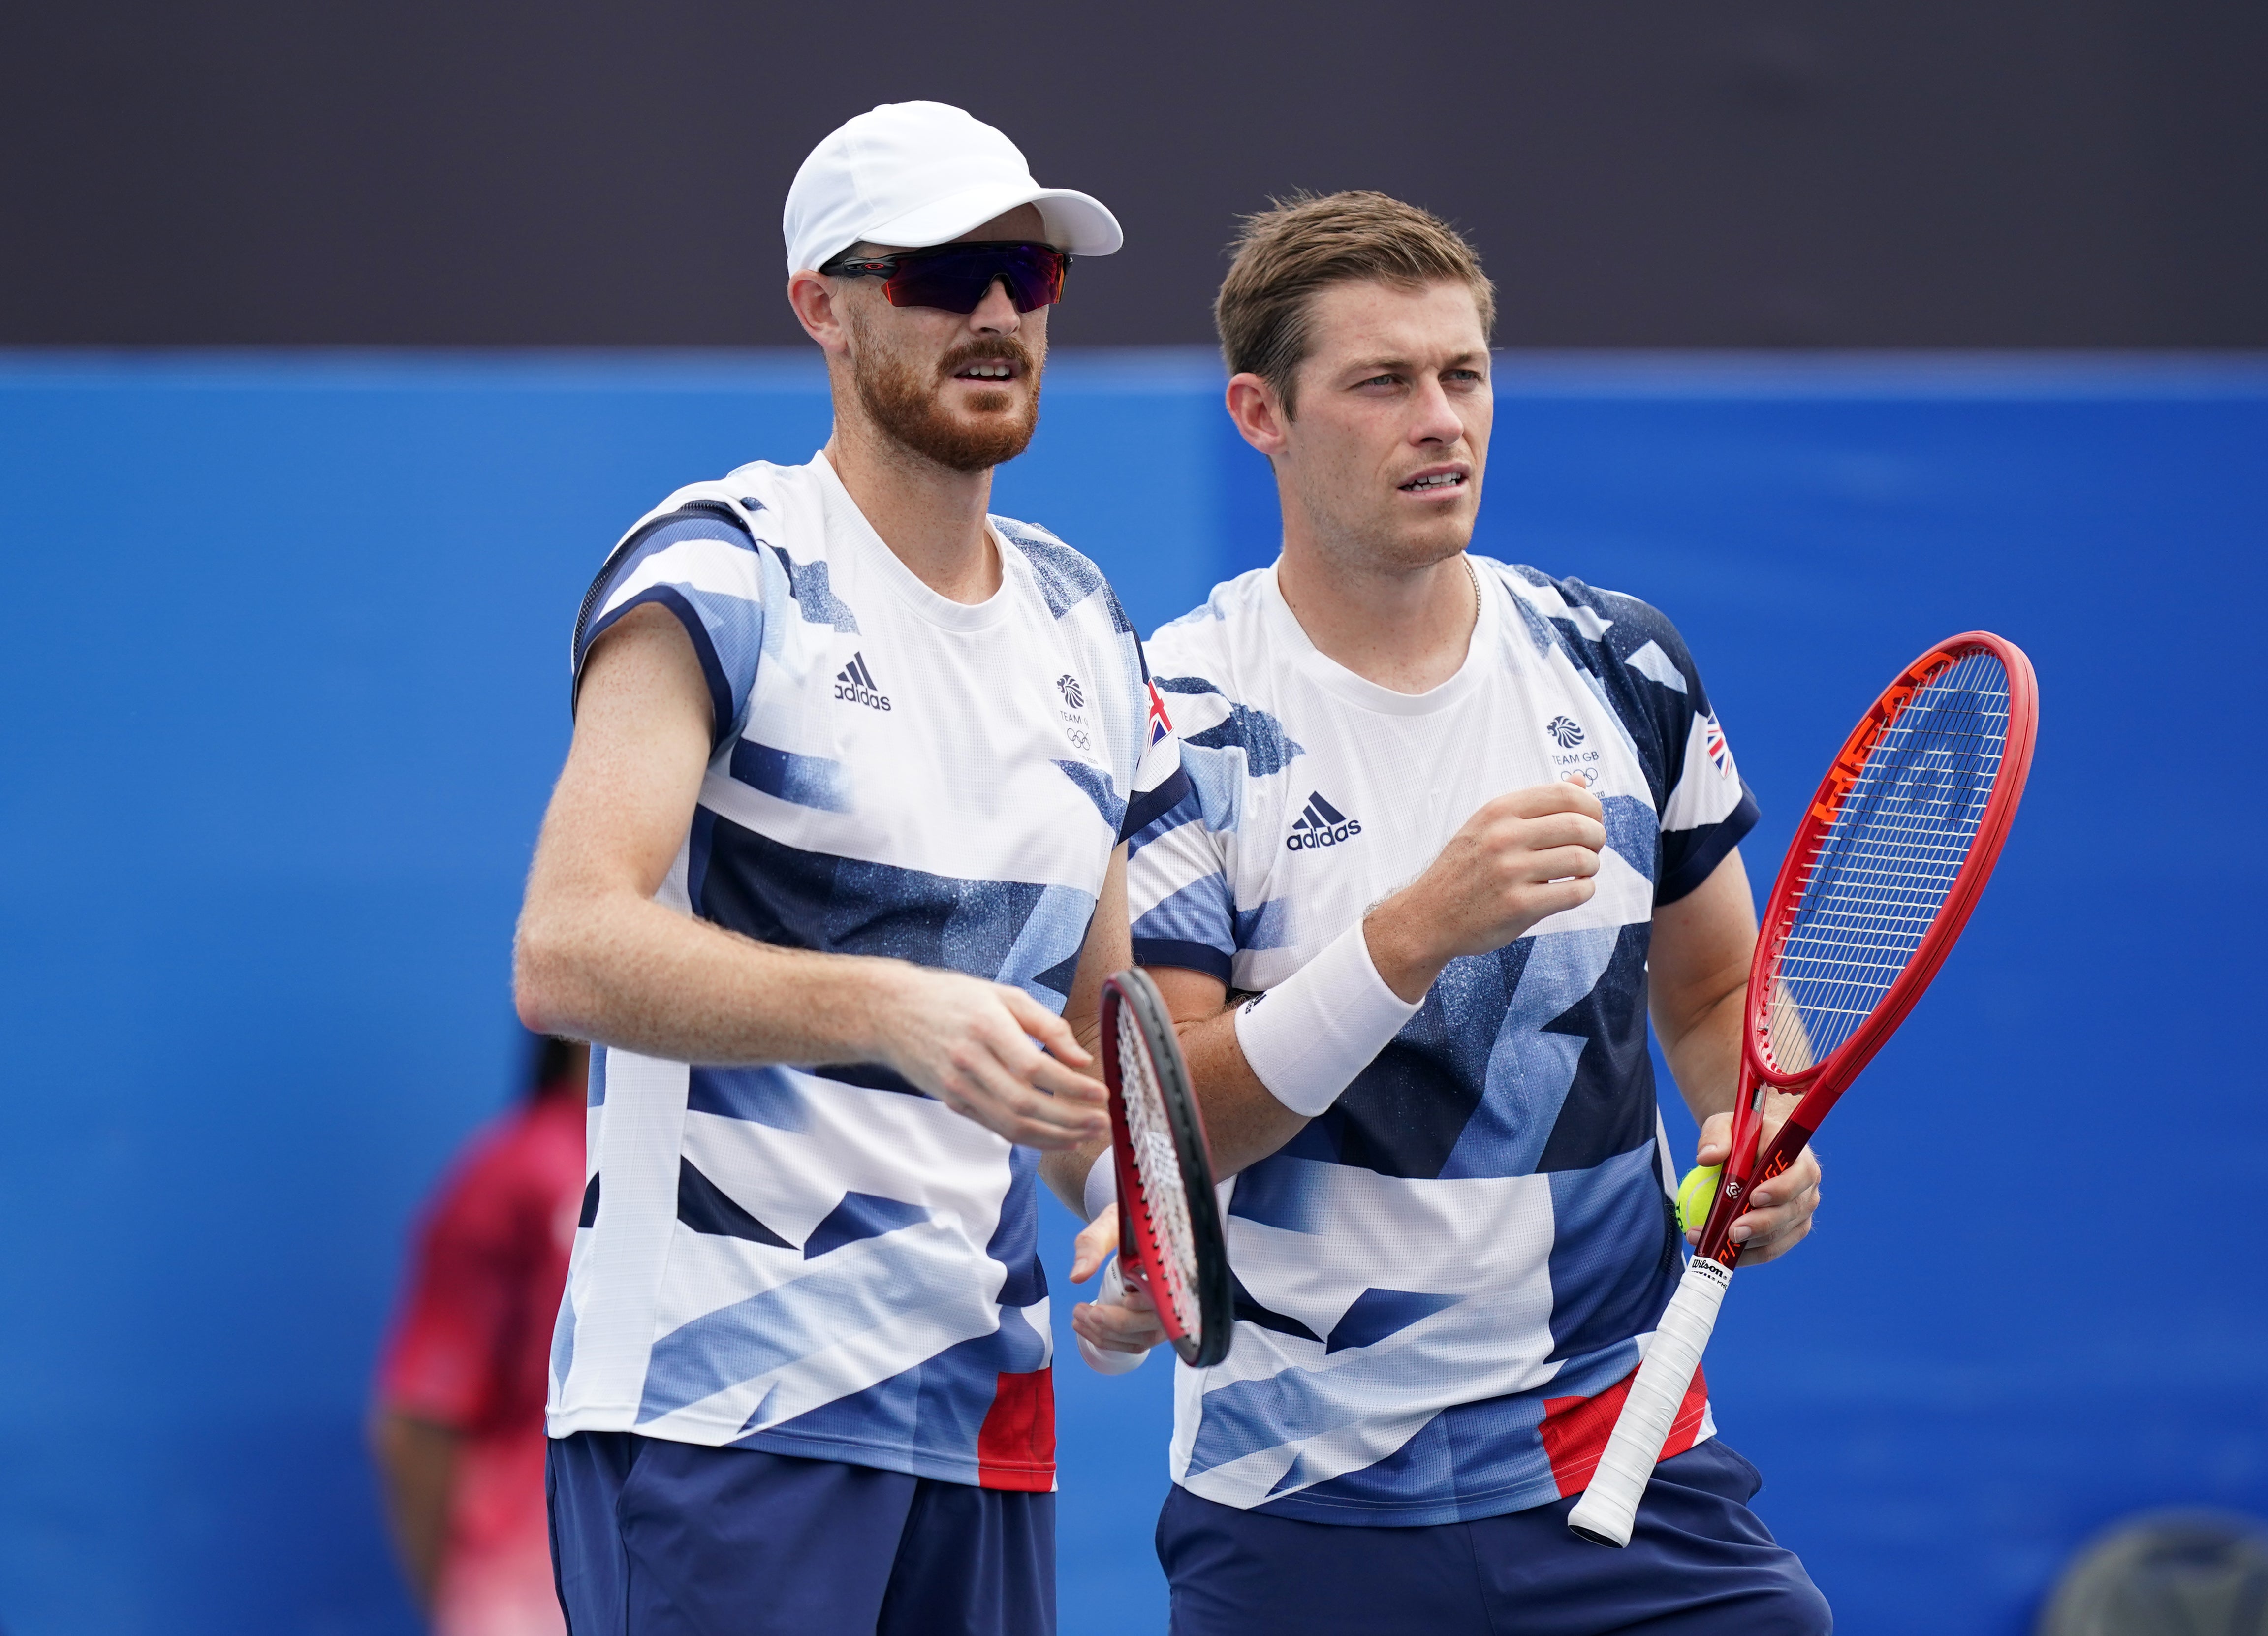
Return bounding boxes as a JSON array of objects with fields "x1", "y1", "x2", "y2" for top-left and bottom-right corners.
[
  {"x1": 1100, "y1": 968, "x2": 1235, "y2": 1368},
  {"x1": 1568, "y1": 630, "x2": 2039, "y2": 1547}
]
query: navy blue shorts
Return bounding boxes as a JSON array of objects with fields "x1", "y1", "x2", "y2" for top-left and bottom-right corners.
[
  {"x1": 1156, "y1": 1439, "x2": 1828, "y2": 1636},
  {"x1": 546, "y1": 1431, "x2": 1055, "y2": 1636}
]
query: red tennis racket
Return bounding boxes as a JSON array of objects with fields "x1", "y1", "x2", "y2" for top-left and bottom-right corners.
[
  {"x1": 1100, "y1": 969, "x2": 1234, "y2": 1368},
  {"x1": 1569, "y1": 631, "x2": 2039, "y2": 1546}
]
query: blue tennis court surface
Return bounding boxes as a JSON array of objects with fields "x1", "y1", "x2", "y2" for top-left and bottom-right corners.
[{"x1": 0, "y1": 350, "x2": 2261, "y2": 1635}]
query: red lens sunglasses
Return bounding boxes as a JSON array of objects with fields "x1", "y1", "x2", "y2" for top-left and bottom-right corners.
[{"x1": 820, "y1": 241, "x2": 1071, "y2": 315}]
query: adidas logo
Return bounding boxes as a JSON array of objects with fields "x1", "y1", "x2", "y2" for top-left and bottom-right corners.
[
  {"x1": 833, "y1": 652, "x2": 892, "y2": 712},
  {"x1": 1285, "y1": 790, "x2": 1362, "y2": 851}
]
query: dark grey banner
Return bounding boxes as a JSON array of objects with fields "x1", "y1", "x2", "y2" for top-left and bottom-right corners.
[{"x1": 3, "y1": 0, "x2": 2261, "y2": 347}]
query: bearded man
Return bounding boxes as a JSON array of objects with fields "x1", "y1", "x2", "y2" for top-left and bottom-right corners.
[{"x1": 514, "y1": 102, "x2": 1170, "y2": 1636}]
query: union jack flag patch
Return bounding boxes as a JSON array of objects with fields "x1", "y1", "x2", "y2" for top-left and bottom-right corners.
[
  {"x1": 1146, "y1": 681, "x2": 1174, "y2": 747},
  {"x1": 1703, "y1": 712, "x2": 1733, "y2": 777}
]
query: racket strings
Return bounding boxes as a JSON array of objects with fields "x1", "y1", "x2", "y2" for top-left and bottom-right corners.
[
  {"x1": 1117, "y1": 1006, "x2": 1203, "y2": 1338},
  {"x1": 1764, "y1": 649, "x2": 2010, "y2": 1072}
]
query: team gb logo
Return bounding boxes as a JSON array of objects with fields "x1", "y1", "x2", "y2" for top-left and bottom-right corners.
[{"x1": 1546, "y1": 715, "x2": 1585, "y2": 749}]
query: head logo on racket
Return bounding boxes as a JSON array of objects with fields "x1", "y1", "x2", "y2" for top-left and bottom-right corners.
[{"x1": 1568, "y1": 630, "x2": 2039, "y2": 1549}]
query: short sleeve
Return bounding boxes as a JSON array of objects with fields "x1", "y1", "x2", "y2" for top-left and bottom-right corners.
[
  {"x1": 1656, "y1": 695, "x2": 1759, "y2": 902},
  {"x1": 1126, "y1": 672, "x2": 1243, "y2": 984},
  {"x1": 1496, "y1": 566, "x2": 1759, "y2": 907},
  {"x1": 1567, "y1": 579, "x2": 1758, "y2": 904},
  {"x1": 1116, "y1": 639, "x2": 1185, "y2": 840},
  {"x1": 572, "y1": 498, "x2": 769, "y2": 748}
]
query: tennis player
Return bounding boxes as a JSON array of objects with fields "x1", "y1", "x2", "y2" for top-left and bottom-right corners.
[
  {"x1": 514, "y1": 102, "x2": 1173, "y2": 1636},
  {"x1": 1072, "y1": 193, "x2": 1832, "y2": 1633}
]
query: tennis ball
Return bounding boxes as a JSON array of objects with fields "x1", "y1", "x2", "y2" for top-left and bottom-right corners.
[{"x1": 1676, "y1": 1164, "x2": 1723, "y2": 1234}]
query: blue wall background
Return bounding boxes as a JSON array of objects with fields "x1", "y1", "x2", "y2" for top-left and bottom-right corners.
[{"x1": 1, "y1": 351, "x2": 2262, "y2": 1635}]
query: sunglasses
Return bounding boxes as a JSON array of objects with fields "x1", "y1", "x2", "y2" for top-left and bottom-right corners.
[{"x1": 819, "y1": 241, "x2": 1071, "y2": 315}]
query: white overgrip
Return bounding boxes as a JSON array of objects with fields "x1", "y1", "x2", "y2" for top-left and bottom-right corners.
[{"x1": 1567, "y1": 1255, "x2": 1734, "y2": 1546}]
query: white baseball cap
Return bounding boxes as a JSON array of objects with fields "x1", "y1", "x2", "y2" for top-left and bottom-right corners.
[{"x1": 784, "y1": 101, "x2": 1123, "y2": 276}]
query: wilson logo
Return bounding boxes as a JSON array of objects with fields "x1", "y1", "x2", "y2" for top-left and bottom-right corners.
[
  {"x1": 834, "y1": 652, "x2": 891, "y2": 712},
  {"x1": 1286, "y1": 791, "x2": 1362, "y2": 851}
]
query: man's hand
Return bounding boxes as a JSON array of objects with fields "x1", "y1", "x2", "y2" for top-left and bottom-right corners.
[
  {"x1": 1365, "y1": 782, "x2": 1608, "y2": 1002},
  {"x1": 1068, "y1": 1203, "x2": 1169, "y2": 1356},
  {"x1": 870, "y1": 966, "x2": 1109, "y2": 1151},
  {"x1": 518, "y1": 604, "x2": 1113, "y2": 1154},
  {"x1": 1691, "y1": 1109, "x2": 1821, "y2": 1266}
]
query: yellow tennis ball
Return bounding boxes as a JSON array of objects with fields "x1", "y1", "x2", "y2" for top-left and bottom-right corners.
[{"x1": 1676, "y1": 1164, "x2": 1723, "y2": 1233}]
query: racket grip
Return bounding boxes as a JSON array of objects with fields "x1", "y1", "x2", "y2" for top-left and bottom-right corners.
[
  {"x1": 1073, "y1": 1256, "x2": 1149, "y2": 1377},
  {"x1": 1567, "y1": 1255, "x2": 1733, "y2": 1547}
]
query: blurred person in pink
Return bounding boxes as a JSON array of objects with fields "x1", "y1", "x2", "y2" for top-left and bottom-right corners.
[{"x1": 373, "y1": 1034, "x2": 588, "y2": 1636}]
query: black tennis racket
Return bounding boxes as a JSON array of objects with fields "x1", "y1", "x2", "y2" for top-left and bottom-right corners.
[{"x1": 1100, "y1": 970, "x2": 1234, "y2": 1368}]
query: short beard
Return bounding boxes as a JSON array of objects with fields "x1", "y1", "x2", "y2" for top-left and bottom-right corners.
[{"x1": 849, "y1": 315, "x2": 1042, "y2": 473}]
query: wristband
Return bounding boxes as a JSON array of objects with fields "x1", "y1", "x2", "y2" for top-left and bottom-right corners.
[
  {"x1": 1081, "y1": 1147, "x2": 1115, "y2": 1224},
  {"x1": 1073, "y1": 1256, "x2": 1148, "y2": 1376},
  {"x1": 1234, "y1": 920, "x2": 1421, "y2": 1118}
]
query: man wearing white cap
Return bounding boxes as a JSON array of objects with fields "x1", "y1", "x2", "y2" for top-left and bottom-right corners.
[{"x1": 515, "y1": 101, "x2": 1169, "y2": 1636}]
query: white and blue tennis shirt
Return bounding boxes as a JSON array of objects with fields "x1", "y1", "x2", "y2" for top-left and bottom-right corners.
[
  {"x1": 546, "y1": 452, "x2": 1173, "y2": 1491},
  {"x1": 1129, "y1": 560, "x2": 1758, "y2": 1525}
]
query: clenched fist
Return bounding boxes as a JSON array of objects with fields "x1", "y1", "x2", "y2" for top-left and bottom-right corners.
[{"x1": 1365, "y1": 781, "x2": 1607, "y2": 1003}]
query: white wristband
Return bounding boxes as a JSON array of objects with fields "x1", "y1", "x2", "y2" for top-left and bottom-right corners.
[
  {"x1": 1081, "y1": 1147, "x2": 1115, "y2": 1224},
  {"x1": 1233, "y1": 920, "x2": 1421, "y2": 1118},
  {"x1": 1074, "y1": 1256, "x2": 1148, "y2": 1375}
]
